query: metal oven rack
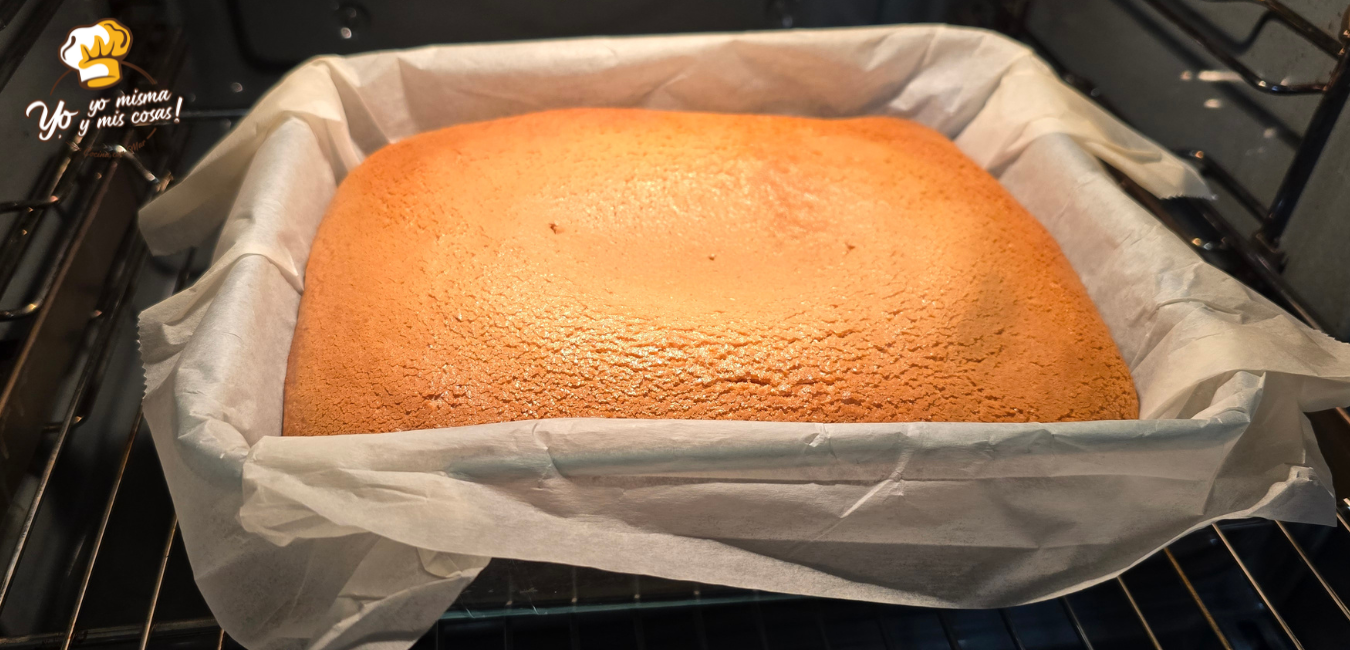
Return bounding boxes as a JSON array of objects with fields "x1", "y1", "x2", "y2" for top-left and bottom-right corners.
[{"x1": 0, "y1": 1, "x2": 1348, "y2": 649}]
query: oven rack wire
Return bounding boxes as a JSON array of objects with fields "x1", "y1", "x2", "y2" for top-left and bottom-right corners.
[{"x1": 0, "y1": 1, "x2": 1348, "y2": 648}]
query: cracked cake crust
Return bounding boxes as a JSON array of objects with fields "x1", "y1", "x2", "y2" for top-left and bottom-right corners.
[{"x1": 282, "y1": 108, "x2": 1138, "y2": 436}]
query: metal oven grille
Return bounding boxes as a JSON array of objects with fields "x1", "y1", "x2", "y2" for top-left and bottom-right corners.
[{"x1": 0, "y1": 1, "x2": 1347, "y2": 649}]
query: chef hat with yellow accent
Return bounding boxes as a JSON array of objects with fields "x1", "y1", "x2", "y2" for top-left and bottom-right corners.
[{"x1": 59, "y1": 19, "x2": 133, "y2": 89}]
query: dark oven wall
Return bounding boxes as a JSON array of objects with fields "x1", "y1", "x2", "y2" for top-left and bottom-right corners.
[
  {"x1": 1023, "y1": 0, "x2": 1350, "y2": 341},
  {"x1": 170, "y1": 0, "x2": 993, "y2": 114}
]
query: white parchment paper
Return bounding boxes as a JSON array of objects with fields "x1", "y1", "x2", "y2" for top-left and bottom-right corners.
[{"x1": 136, "y1": 25, "x2": 1350, "y2": 650}]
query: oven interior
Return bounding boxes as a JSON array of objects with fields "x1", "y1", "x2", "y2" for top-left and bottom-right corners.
[{"x1": 0, "y1": 0, "x2": 1348, "y2": 648}]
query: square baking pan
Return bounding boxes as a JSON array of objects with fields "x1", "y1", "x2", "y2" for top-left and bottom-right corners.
[{"x1": 133, "y1": 25, "x2": 1350, "y2": 650}]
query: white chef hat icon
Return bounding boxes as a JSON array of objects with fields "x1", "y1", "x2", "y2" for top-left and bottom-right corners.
[{"x1": 59, "y1": 19, "x2": 132, "y2": 89}]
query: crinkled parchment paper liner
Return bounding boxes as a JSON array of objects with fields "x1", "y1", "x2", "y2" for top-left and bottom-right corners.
[{"x1": 136, "y1": 25, "x2": 1350, "y2": 650}]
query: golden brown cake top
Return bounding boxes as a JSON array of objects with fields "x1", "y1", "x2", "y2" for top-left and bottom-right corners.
[{"x1": 283, "y1": 108, "x2": 1137, "y2": 436}]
